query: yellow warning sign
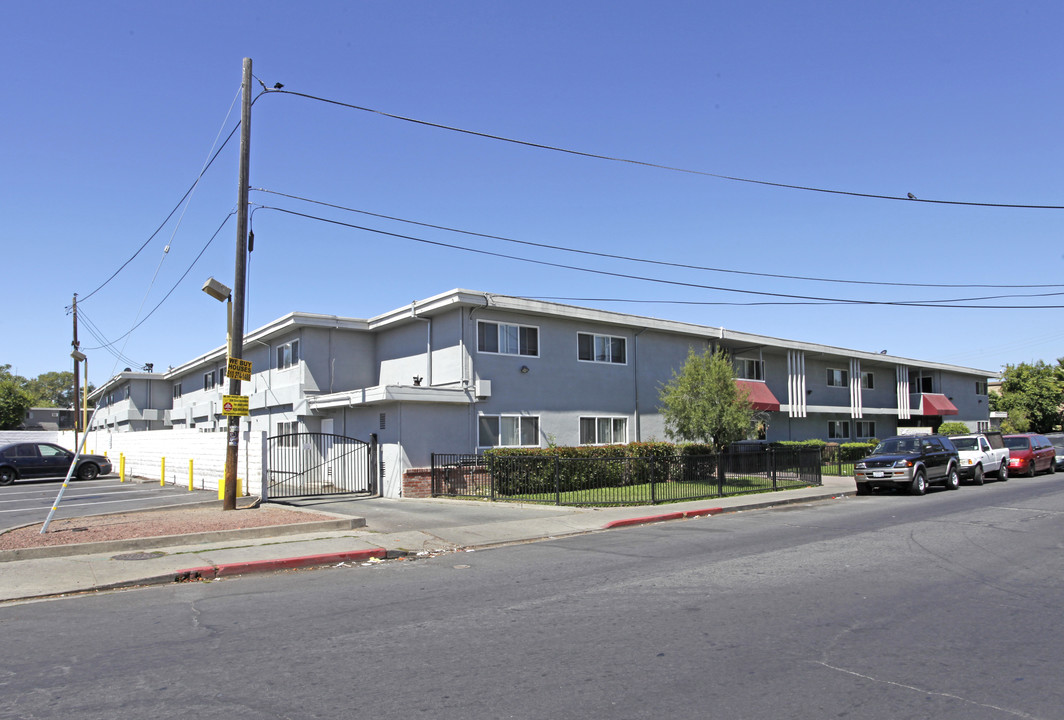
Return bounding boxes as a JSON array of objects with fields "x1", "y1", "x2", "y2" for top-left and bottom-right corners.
[
  {"x1": 222, "y1": 395, "x2": 249, "y2": 416},
  {"x1": 226, "y1": 356, "x2": 252, "y2": 381}
]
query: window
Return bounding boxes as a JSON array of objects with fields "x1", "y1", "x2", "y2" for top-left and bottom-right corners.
[
  {"x1": 855, "y1": 421, "x2": 876, "y2": 439},
  {"x1": 478, "y1": 415, "x2": 539, "y2": 447},
  {"x1": 203, "y1": 371, "x2": 216, "y2": 390},
  {"x1": 975, "y1": 381, "x2": 988, "y2": 395},
  {"x1": 277, "y1": 420, "x2": 299, "y2": 447},
  {"x1": 580, "y1": 417, "x2": 628, "y2": 445},
  {"x1": 977, "y1": 420, "x2": 990, "y2": 432},
  {"x1": 909, "y1": 370, "x2": 934, "y2": 393},
  {"x1": 578, "y1": 333, "x2": 626, "y2": 364},
  {"x1": 827, "y1": 368, "x2": 849, "y2": 387},
  {"x1": 861, "y1": 372, "x2": 874, "y2": 390},
  {"x1": 734, "y1": 358, "x2": 764, "y2": 381},
  {"x1": 173, "y1": 383, "x2": 182, "y2": 399},
  {"x1": 478, "y1": 321, "x2": 539, "y2": 357},
  {"x1": 277, "y1": 340, "x2": 300, "y2": 369},
  {"x1": 124, "y1": 386, "x2": 131, "y2": 399},
  {"x1": 828, "y1": 421, "x2": 850, "y2": 439}
]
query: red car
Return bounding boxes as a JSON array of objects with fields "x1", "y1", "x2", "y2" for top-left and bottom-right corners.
[{"x1": 1003, "y1": 434, "x2": 1057, "y2": 477}]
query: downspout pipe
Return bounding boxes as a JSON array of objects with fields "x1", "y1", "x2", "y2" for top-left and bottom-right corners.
[{"x1": 411, "y1": 300, "x2": 432, "y2": 387}]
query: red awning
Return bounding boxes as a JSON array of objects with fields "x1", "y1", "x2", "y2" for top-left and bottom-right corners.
[
  {"x1": 736, "y1": 380, "x2": 781, "y2": 412},
  {"x1": 921, "y1": 393, "x2": 959, "y2": 416}
]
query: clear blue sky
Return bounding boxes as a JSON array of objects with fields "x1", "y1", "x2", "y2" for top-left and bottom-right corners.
[{"x1": 4, "y1": 2, "x2": 1062, "y2": 387}]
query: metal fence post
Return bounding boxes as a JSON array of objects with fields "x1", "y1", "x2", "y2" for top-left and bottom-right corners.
[
  {"x1": 650, "y1": 457, "x2": 657, "y2": 505},
  {"x1": 717, "y1": 451, "x2": 724, "y2": 497},
  {"x1": 554, "y1": 457, "x2": 561, "y2": 506},
  {"x1": 770, "y1": 448, "x2": 777, "y2": 491}
]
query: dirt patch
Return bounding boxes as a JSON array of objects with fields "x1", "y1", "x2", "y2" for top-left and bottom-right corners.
[{"x1": 0, "y1": 505, "x2": 332, "y2": 551}]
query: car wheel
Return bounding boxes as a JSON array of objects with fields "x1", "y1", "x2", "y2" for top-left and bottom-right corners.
[
  {"x1": 998, "y1": 463, "x2": 1008, "y2": 482},
  {"x1": 911, "y1": 470, "x2": 927, "y2": 495},
  {"x1": 945, "y1": 466, "x2": 960, "y2": 490},
  {"x1": 972, "y1": 464, "x2": 984, "y2": 486},
  {"x1": 1049, "y1": 461, "x2": 1056, "y2": 475},
  {"x1": 1028, "y1": 460, "x2": 1037, "y2": 478},
  {"x1": 0, "y1": 467, "x2": 15, "y2": 486},
  {"x1": 77, "y1": 463, "x2": 99, "y2": 481},
  {"x1": 856, "y1": 483, "x2": 872, "y2": 495}
]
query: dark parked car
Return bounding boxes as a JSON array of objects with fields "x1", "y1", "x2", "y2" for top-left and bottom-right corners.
[
  {"x1": 854, "y1": 434, "x2": 960, "y2": 495},
  {"x1": 1047, "y1": 433, "x2": 1064, "y2": 472},
  {"x1": 0, "y1": 442, "x2": 112, "y2": 485},
  {"x1": 1004, "y1": 434, "x2": 1057, "y2": 477}
]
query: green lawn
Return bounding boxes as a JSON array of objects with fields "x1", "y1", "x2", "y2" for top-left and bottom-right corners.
[{"x1": 494, "y1": 475, "x2": 814, "y2": 506}]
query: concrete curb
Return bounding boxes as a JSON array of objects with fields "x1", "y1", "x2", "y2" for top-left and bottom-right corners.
[
  {"x1": 0, "y1": 517, "x2": 366, "y2": 563},
  {"x1": 173, "y1": 548, "x2": 395, "y2": 582},
  {"x1": 600, "y1": 488, "x2": 851, "y2": 529}
]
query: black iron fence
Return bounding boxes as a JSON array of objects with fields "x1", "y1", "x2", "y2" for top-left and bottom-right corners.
[{"x1": 430, "y1": 447, "x2": 822, "y2": 506}]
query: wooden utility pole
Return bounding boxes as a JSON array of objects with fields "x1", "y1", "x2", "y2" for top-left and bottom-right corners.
[{"x1": 223, "y1": 57, "x2": 253, "y2": 511}]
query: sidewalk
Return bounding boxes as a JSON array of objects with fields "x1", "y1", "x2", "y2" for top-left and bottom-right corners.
[{"x1": 0, "y1": 475, "x2": 854, "y2": 603}]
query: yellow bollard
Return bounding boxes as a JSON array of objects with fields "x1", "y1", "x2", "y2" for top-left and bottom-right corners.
[
  {"x1": 218, "y1": 479, "x2": 246, "y2": 500},
  {"x1": 188, "y1": 459, "x2": 194, "y2": 491},
  {"x1": 160, "y1": 457, "x2": 166, "y2": 487},
  {"x1": 119, "y1": 454, "x2": 125, "y2": 482}
]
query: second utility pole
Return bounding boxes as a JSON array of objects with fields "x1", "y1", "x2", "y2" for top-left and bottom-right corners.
[{"x1": 223, "y1": 57, "x2": 252, "y2": 511}]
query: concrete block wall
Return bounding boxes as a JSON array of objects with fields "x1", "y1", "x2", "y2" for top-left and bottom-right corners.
[
  {"x1": 0, "y1": 430, "x2": 60, "y2": 446},
  {"x1": 58, "y1": 429, "x2": 266, "y2": 496}
]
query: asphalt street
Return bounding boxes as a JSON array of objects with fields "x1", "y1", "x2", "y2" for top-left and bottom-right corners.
[
  {"x1": 0, "y1": 476, "x2": 219, "y2": 532},
  {"x1": 3, "y1": 475, "x2": 1062, "y2": 719}
]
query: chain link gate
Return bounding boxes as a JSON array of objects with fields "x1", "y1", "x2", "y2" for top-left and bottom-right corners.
[{"x1": 265, "y1": 432, "x2": 378, "y2": 500}]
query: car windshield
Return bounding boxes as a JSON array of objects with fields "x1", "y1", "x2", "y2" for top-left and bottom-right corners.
[
  {"x1": 951, "y1": 438, "x2": 978, "y2": 451},
  {"x1": 873, "y1": 438, "x2": 919, "y2": 455},
  {"x1": 1004, "y1": 436, "x2": 1031, "y2": 450}
]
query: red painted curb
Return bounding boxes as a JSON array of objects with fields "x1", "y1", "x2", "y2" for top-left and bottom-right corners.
[
  {"x1": 602, "y1": 512, "x2": 685, "y2": 529},
  {"x1": 175, "y1": 549, "x2": 388, "y2": 581},
  {"x1": 684, "y1": 508, "x2": 725, "y2": 518}
]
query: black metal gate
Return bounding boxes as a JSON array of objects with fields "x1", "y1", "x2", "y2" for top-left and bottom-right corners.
[{"x1": 266, "y1": 432, "x2": 378, "y2": 500}]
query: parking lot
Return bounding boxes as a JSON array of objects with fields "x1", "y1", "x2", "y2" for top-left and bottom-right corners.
[{"x1": 0, "y1": 474, "x2": 220, "y2": 532}]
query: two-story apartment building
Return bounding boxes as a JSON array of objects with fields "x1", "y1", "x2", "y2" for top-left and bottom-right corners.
[{"x1": 89, "y1": 289, "x2": 994, "y2": 497}]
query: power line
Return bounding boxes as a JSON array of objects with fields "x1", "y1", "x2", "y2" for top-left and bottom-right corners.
[
  {"x1": 76, "y1": 86, "x2": 262, "y2": 305},
  {"x1": 265, "y1": 88, "x2": 1064, "y2": 211},
  {"x1": 81, "y1": 212, "x2": 235, "y2": 352},
  {"x1": 253, "y1": 204, "x2": 1064, "y2": 309},
  {"x1": 253, "y1": 187, "x2": 1064, "y2": 290}
]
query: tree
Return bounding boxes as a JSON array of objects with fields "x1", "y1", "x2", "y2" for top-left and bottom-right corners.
[
  {"x1": 0, "y1": 378, "x2": 32, "y2": 430},
  {"x1": 937, "y1": 421, "x2": 971, "y2": 436},
  {"x1": 24, "y1": 370, "x2": 82, "y2": 408},
  {"x1": 992, "y1": 361, "x2": 1063, "y2": 434},
  {"x1": 658, "y1": 348, "x2": 754, "y2": 450}
]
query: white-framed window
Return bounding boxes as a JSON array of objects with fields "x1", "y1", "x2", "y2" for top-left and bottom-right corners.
[
  {"x1": 577, "y1": 333, "x2": 626, "y2": 364},
  {"x1": 124, "y1": 386, "x2": 131, "y2": 399},
  {"x1": 975, "y1": 380, "x2": 988, "y2": 395},
  {"x1": 828, "y1": 421, "x2": 850, "y2": 439},
  {"x1": 277, "y1": 340, "x2": 300, "y2": 370},
  {"x1": 734, "y1": 357, "x2": 764, "y2": 381},
  {"x1": 827, "y1": 368, "x2": 849, "y2": 388},
  {"x1": 277, "y1": 420, "x2": 300, "y2": 447},
  {"x1": 580, "y1": 417, "x2": 628, "y2": 445},
  {"x1": 977, "y1": 420, "x2": 990, "y2": 432},
  {"x1": 478, "y1": 321, "x2": 539, "y2": 357},
  {"x1": 861, "y1": 372, "x2": 874, "y2": 390},
  {"x1": 855, "y1": 421, "x2": 876, "y2": 439},
  {"x1": 478, "y1": 415, "x2": 539, "y2": 448},
  {"x1": 173, "y1": 383, "x2": 182, "y2": 399},
  {"x1": 909, "y1": 370, "x2": 934, "y2": 393},
  {"x1": 203, "y1": 371, "x2": 216, "y2": 390}
]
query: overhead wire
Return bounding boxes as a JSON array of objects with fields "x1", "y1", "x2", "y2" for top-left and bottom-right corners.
[
  {"x1": 81, "y1": 212, "x2": 236, "y2": 352},
  {"x1": 253, "y1": 204, "x2": 1064, "y2": 309},
  {"x1": 264, "y1": 88, "x2": 1064, "y2": 211},
  {"x1": 253, "y1": 188, "x2": 1064, "y2": 290}
]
